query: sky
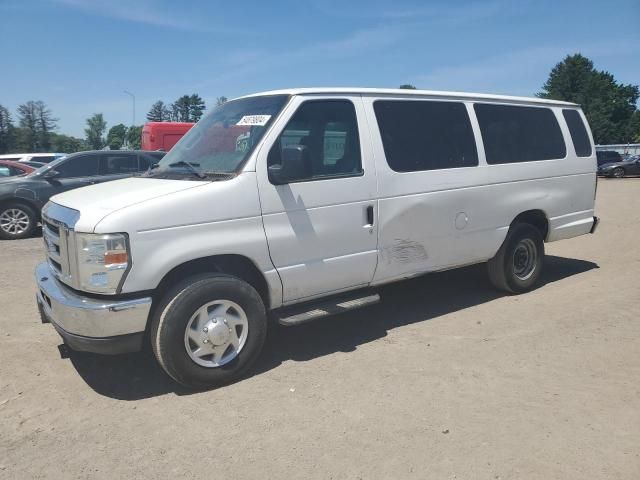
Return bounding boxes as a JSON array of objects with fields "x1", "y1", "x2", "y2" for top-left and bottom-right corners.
[{"x1": 1, "y1": 0, "x2": 639, "y2": 138}]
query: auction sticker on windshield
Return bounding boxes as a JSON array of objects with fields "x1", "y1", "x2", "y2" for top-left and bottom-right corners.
[{"x1": 236, "y1": 115, "x2": 271, "y2": 126}]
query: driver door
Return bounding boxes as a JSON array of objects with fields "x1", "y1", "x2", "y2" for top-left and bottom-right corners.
[
  {"x1": 256, "y1": 95, "x2": 379, "y2": 303},
  {"x1": 46, "y1": 154, "x2": 101, "y2": 196}
]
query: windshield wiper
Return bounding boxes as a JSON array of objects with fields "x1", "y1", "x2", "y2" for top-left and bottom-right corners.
[
  {"x1": 201, "y1": 171, "x2": 235, "y2": 178},
  {"x1": 168, "y1": 161, "x2": 206, "y2": 179}
]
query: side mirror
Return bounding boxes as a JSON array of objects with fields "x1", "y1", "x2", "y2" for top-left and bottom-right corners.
[
  {"x1": 268, "y1": 145, "x2": 311, "y2": 185},
  {"x1": 42, "y1": 169, "x2": 60, "y2": 179}
]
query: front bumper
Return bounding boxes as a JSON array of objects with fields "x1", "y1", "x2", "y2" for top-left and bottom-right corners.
[{"x1": 35, "y1": 262, "x2": 151, "y2": 354}]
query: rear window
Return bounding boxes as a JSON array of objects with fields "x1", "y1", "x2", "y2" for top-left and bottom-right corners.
[
  {"x1": 374, "y1": 100, "x2": 478, "y2": 172},
  {"x1": 562, "y1": 109, "x2": 592, "y2": 157},
  {"x1": 474, "y1": 104, "x2": 566, "y2": 164}
]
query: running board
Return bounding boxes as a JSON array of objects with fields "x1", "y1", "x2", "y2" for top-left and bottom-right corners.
[{"x1": 276, "y1": 293, "x2": 381, "y2": 326}]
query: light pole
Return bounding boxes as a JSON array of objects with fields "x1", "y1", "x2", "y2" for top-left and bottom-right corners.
[{"x1": 123, "y1": 90, "x2": 135, "y2": 126}]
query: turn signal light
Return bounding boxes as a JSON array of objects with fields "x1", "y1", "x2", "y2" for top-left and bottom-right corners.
[{"x1": 104, "y1": 251, "x2": 128, "y2": 266}]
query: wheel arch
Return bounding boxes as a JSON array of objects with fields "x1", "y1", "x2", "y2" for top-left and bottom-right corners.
[
  {"x1": 153, "y1": 254, "x2": 272, "y2": 312},
  {"x1": 510, "y1": 209, "x2": 549, "y2": 242},
  {"x1": 0, "y1": 196, "x2": 40, "y2": 215}
]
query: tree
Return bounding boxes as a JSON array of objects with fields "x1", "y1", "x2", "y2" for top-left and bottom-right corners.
[
  {"x1": 34, "y1": 101, "x2": 57, "y2": 151},
  {"x1": 16, "y1": 100, "x2": 57, "y2": 152},
  {"x1": 107, "y1": 124, "x2": 127, "y2": 150},
  {"x1": 85, "y1": 113, "x2": 107, "y2": 150},
  {"x1": 538, "y1": 54, "x2": 639, "y2": 144},
  {"x1": 626, "y1": 111, "x2": 640, "y2": 143},
  {"x1": 188, "y1": 94, "x2": 205, "y2": 121},
  {"x1": 0, "y1": 105, "x2": 15, "y2": 154},
  {"x1": 50, "y1": 133, "x2": 85, "y2": 153},
  {"x1": 17, "y1": 101, "x2": 38, "y2": 151},
  {"x1": 169, "y1": 96, "x2": 188, "y2": 122},
  {"x1": 399, "y1": 84, "x2": 417, "y2": 90},
  {"x1": 168, "y1": 94, "x2": 206, "y2": 122},
  {"x1": 146, "y1": 100, "x2": 170, "y2": 122},
  {"x1": 216, "y1": 96, "x2": 228, "y2": 107},
  {"x1": 126, "y1": 125, "x2": 142, "y2": 149}
]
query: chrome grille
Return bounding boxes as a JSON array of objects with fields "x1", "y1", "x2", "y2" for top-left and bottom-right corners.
[{"x1": 41, "y1": 203, "x2": 80, "y2": 289}]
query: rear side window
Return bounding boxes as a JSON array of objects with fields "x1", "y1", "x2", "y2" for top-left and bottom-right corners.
[
  {"x1": 474, "y1": 104, "x2": 566, "y2": 164},
  {"x1": 35, "y1": 156, "x2": 55, "y2": 163},
  {"x1": 102, "y1": 154, "x2": 138, "y2": 174},
  {"x1": 374, "y1": 100, "x2": 478, "y2": 172},
  {"x1": 562, "y1": 109, "x2": 592, "y2": 157}
]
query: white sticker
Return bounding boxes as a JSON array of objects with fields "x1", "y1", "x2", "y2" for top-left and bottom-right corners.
[{"x1": 236, "y1": 114, "x2": 271, "y2": 126}]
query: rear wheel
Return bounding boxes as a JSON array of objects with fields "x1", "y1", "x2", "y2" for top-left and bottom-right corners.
[
  {"x1": 0, "y1": 203, "x2": 37, "y2": 240},
  {"x1": 488, "y1": 223, "x2": 544, "y2": 294},
  {"x1": 612, "y1": 167, "x2": 625, "y2": 178},
  {"x1": 150, "y1": 274, "x2": 267, "y2": 389}
]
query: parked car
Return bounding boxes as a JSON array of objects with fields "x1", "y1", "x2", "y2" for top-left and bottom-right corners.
[
  {"x1": 21, "y1": 161, "x2": 47, "y2": 169},
  {"x1": 0, "y1": 150, "x2": 165, "y2": 239},
  {"x1": 141, "y1": 122, "x2": 194, "y2": 151},
  {"x1": 0, "y1": 160, "x2": 36, "y2": 177},
  {"x1": 596, "y1": 150, "x2": 622, "y2": 167},
  {"x1": 598, "y1": 155, "x2": 640, "y2": 178},
  {"x1": 0, "y1": 153, "x2": 66, "y2": 164},
  {"x1": 35, "y1": 88, "x2": 598, "y2": 389}
]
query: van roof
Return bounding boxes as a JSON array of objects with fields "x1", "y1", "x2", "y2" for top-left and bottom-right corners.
[{"x1": 238, "y1": 88, "x2": 579, "y2": 107}]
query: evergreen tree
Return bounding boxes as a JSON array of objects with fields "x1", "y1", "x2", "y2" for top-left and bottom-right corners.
[
  {"x1": 0, "y1": 105, "x2": 15, "y2": 154},
  {"x1": 539, "y1": 54, "x2": 639, "y2": 144},
  {"x1": 188, "y1": 94, "x2": 205, "y2": 121},
  {"x1": 146, "y1": 100, "x2": 170, "y2": 122},
  {"x1": 85, "y1": 113, "x2": 107, "y2": 150}
]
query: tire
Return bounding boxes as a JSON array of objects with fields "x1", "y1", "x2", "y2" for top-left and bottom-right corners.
[
  {"x1": 0, "y1": 202, "x2": 37, "y2": 240},
  {"x1": 612, "y1": 167, "x2": 625, "y2": 178},
  {"x1": 488, "y1": 223, "x2": 544, "y2": 294},
  {"x1": 150, "y1": 273, "x2": 267, "y2": 389}
]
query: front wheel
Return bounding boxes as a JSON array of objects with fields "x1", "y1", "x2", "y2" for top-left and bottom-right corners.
[
  {"x1": 612, "y1": 167, "x2": 625, "y2": 178},
  {"x1": 0, "y1": 203, "x2": 37, "y2": 240},
  {"x1": 488, "y1": 223, "x2": 544, "y2": 294},
  {"x1": 150, "y1": 274, "x2": 267, "y2": 389}
]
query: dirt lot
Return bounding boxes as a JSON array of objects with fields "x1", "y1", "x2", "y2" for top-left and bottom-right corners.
[{"x1": 1, "y1": 179, "x2": 639, "y2": 479}]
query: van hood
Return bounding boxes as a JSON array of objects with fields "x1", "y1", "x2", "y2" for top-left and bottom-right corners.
[{"x1": 51, "y1": 177, "x2": 207, "y2": 229}]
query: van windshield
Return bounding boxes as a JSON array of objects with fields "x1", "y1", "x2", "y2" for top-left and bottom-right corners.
[{"x1": 149, "y1": 95, "x2": 289, "y2": 179}]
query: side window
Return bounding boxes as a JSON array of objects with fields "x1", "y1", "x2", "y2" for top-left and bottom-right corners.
[
  {"x1": 562, "y1": 109, "x2": 592, "y2": 157},
  {"x1": 0, "y1": 167, "x2": 11, "y2": 177},
  {"x1": 474, "y1": 104, "x2": 566, "y2": 164},
  {"x1": 138, "y1": 154, "x2": 150, "y2": 171},
  {"x1": 374, "y1": 100, "x2": 478, "y2": 172},
  {"x1": 35, "y1": 156, "x2": 55, "y2": 163},
  {"x1": 102, "y1": 154, "x2": 138, "y2": 174},
  {"x1": 268, "y1": 100, "x2": 362, "y2": 180},
  {"x1": 54, "y1": 155, "x2": 100, "y2": 178}
]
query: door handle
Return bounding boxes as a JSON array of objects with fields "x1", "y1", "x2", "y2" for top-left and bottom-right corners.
[{"x1": 365, "y1": 205, "x2": 374, "y2": 227}]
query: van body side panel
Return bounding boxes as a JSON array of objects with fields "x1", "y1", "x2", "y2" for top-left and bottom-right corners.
[
  {"x1": 362, "y1": 95, "x2": 596, "y2": 284},
  {"x1": 255, "y1": 95, "x2": 379, "y2": 303},
  {"x1": 94, "y1": 173, "x2": 283, "y2": 307}
]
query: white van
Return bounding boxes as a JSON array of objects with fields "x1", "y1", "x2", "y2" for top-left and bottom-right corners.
[{"x1": 35, "y1": 88, "x2": 599, "y2": 388}]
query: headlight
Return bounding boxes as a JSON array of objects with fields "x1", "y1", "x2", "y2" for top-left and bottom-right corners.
[{"x1": 76, "y1": 233, "x2": 130, "y2": 294}]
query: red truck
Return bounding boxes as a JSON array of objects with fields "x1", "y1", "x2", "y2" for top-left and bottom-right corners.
[{"x1": 141, "y1": 122, "x2": 194, "y2": 151}]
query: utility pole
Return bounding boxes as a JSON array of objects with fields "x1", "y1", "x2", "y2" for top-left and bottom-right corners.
[{"x1": 123, "y1": 90, "x2": 135, "y2": 126}]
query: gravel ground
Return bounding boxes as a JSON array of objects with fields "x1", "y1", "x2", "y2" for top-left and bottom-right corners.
[{"x1": 1, "y1": 179, "x2": 639, "y2": 479}]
